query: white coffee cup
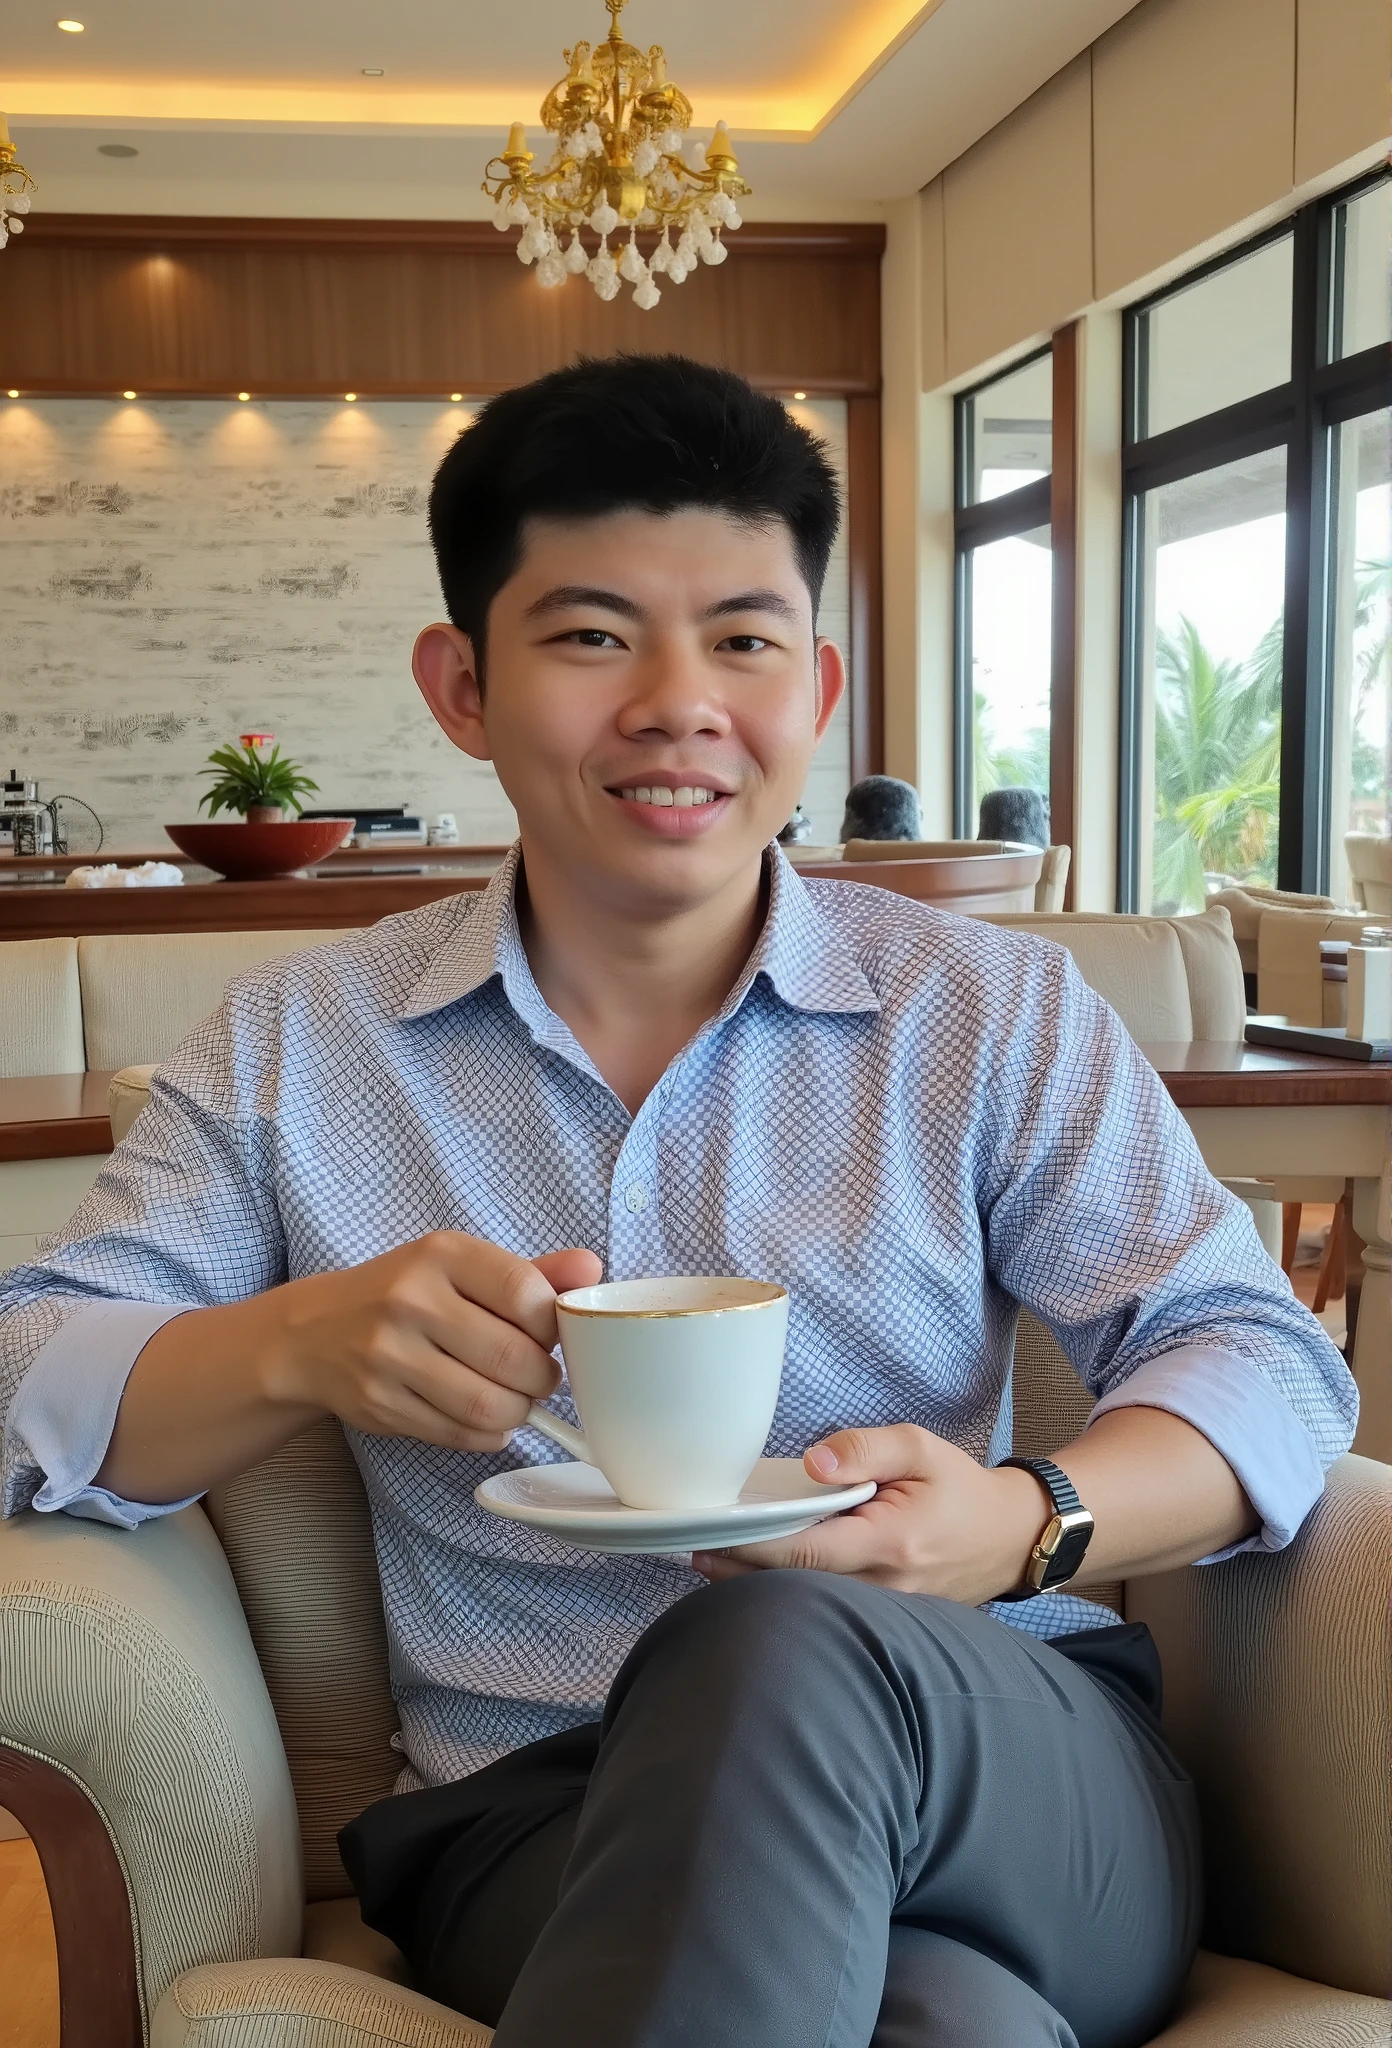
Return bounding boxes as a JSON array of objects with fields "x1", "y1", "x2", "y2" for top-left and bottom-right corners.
[{"x1": 525, "y1": 1275, "x2": 789, "y2": 1511}]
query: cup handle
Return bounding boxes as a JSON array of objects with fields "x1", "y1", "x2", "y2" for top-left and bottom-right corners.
[{"x1": 525, "y1": 1402, "x2": 592, "y2": 1463}]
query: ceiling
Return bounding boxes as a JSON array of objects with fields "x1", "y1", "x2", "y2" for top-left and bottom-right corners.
[{"x1": 7, "y1": 0, "x2": 1143, "y2": 216}]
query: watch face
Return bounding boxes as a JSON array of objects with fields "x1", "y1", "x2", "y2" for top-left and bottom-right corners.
[{"x1": 1039, "y1": 1521, "x2": 1093, "y2": 1589}]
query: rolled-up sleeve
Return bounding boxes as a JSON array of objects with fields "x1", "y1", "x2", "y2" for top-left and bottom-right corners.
[
  {"x1": 984, "y1": 948, "x2": 1359, "y2": 1556},
  {"x1": 0, "y1": 994, "x2": 288, "y2": 1524}
]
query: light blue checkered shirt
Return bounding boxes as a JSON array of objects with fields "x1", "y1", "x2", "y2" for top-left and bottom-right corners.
[{"x1": 0, "y1": 846, "x2": 1357, "y2": 1786}]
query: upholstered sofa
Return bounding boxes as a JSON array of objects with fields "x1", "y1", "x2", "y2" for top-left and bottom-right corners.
[{"x1": 1, "y1": 1333, "x2": 1386, "y2": 2045}]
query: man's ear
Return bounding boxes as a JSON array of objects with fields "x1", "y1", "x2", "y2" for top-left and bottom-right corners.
[
  {"x1": 412, "y1": 624, "x2": 491, "y2": 762},
  {"x1": 812, "y1": 636, "x2": 847, "y2": 744}
]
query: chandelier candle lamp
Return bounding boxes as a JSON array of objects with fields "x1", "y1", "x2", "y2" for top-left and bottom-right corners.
[
  {"x1": 483, "y1": 0, "x2": 750, "y2": 308},
  {"x1": 0, "y1": 113, "x2": 35, "y2": 249}
]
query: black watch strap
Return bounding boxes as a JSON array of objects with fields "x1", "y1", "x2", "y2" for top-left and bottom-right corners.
[
  {"x1": 995, "y1": 1455, "x2": 1093, "y2": 1601},
  {"x1": 998, "y1": 1455, "x2": 1085, "y2": 1518}
]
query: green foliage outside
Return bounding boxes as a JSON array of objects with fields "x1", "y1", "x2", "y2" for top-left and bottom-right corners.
[
  {"x1": 1149, "y1": 613, "x2": 1283, "y2": 913},
  {"x1": 973, "y1": 554, "x2": 1389, "y2": 912},
  {"x1": 974, "y1": 692, "x2": 1049, "y2": 811},
  {"x1": 198, "y1": 741, "x2": 320, "y2": 819}
]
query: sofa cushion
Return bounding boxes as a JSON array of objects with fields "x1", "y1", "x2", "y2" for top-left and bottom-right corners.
[
  {"x1": 985, "y1": 912, "x2": 1193, "y2": 1041},
  {"x1": 982, "y1": 907, "x2": 1246, "y2": 1045},
  {"x1": 206, "y1": 1421, "x2": 401, "y2": 1903},
  {"x1": 303, "y1": 1896, "x2": 411, "y2": 1985},
  {"x1": 1146, "y1": 1951, "x2": 1391, "y2": 2045},
  {"x1": 0, "y1": 937, "x2": 84, "y2": 1078},
  {"x1": 78, "y1": 928, "x2": 360, "y2": 1072},
  {"x1": 151, "y1": 1958, "x2": 492, "y2": 2047}
]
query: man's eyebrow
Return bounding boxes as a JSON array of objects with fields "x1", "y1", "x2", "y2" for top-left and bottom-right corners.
[
  {"x1": 523, "y1": 584, "x2": 647, "y2": 622},
  {"x1": 702, "y1": 589, "x2": 801, "y2": 625}
]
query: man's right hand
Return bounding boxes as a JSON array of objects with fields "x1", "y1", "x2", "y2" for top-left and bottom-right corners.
[
  {"x1": 265, "y1": 1234, "x2": 603, "y2": 1452},
  {"x1": 95, "y1": 1234, "x2": 603, "y2": 1504}
]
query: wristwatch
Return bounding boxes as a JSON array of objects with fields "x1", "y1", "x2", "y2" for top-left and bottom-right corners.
[{"x1": 994, "y1": 1456, "x2": 1095, "y2": 1601}]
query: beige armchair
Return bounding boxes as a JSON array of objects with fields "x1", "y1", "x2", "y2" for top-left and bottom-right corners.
[
  {"x1": 1, "y1": 1354, "x2": 1386, "y2": 2046},
  {"x1": 1345, "y1": 833, "x2": 1392, "y2": 917}
]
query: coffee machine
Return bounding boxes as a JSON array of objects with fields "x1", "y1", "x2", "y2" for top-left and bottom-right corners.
[{"x1": 0, "y1": 768, "x2": 55, "y2": 856}]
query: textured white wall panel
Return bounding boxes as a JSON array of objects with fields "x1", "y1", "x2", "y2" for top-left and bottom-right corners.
[{"x1": 1, "y1": 394, "x2": 851, "y2": 852}]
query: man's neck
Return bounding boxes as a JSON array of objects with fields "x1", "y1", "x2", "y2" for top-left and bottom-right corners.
[{"x1": 516, "y1": 839, "x2": 768, "y2": 1116}]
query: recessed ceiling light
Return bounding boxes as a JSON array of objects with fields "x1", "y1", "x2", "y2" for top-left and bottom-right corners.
[
  {"x1": 7, "y1": 390, "x2": 18, "y2": 399},
  {"x1": 450, "y1": 393, "x2": 463, "y2": 402},
  {"x1": 98, "y1": 143, "x2": 139, "y2": 158},
  {"x1": 122, "y1": 390, "x2": 136, "y2": 400},
  {"x1": 792, "y1": 390, "x2": 807, "y2": 401},
  {"x1": 344, "y1": 392, "x2": 357, "y2": 402},
  {"x1": 237, "y1": 392, "x2": 250, "y2": 402},
  {"x1": 361, "y1": 67, "x2": 385, "y2": 77},
  {"x1": 57, "y1": 18, "x2": 85, "y2": 30}
]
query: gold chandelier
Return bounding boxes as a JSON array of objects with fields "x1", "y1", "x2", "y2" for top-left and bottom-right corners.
[
  {"x1": 482, "y1": 0, "x2": 751, "y2": 308},
  {"x1": 0, "y1": 114, "x2": 36, "y2": 251}
]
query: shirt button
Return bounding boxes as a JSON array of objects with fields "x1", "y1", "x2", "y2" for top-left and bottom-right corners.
[{"x1": 623, "y1": 1183, "x2": 648, "y2": 1214}]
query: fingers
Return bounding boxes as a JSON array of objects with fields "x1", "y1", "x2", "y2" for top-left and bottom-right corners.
[
  {"x1": 423, "y1": 1232, "x2": 570, "y2": 1351},
  {"x1": 803, "y1": 1423, "x2": 941, "y2": 1487},
  {"x1": 532, "y1": 1247, "x2": 604, "y2": 1296}
]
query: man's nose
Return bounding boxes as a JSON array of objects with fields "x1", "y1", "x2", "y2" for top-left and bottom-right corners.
[{"x1": 616, "y1": 648, "x2": 732, "y2": 740}]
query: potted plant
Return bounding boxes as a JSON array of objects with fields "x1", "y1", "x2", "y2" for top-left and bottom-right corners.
[
  {"x1": 198, "y1": 733, "x2": 319, "y2": 823},
  {"x1": 166, "y1": 735, "x2": 352, "y2": 881}
]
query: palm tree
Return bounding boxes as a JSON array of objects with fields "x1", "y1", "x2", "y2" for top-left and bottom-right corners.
[
  {"x1": 973, "y1": 690, "x2": 1049, "y2": 812},
  {"x1": 1150, "y1": 614, "x2": 1282, "y2": 912}
]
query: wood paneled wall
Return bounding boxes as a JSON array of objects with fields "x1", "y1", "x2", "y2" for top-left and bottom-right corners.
[
  {"x1": 0, "y1": 214, "x2": 885, "y2": 775},
  {"x1": 0, "y1": 217, "x2": 883, "y2": 398}
]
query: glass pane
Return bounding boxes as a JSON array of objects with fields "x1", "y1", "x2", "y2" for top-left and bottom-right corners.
[
  {"x1": 961, "y1": 353, "x2": 1052, "y2": 506},
  {"x1": 1138, "y1": 235, "x2": 1292, "y2": 438},
  {"x1": 1135, "y1": 447, "x2": 1287, "y2": 912},
  {"x1": 968, "y1": 524, "x2": 1052, "y2": 825},
  {"x1": 1333, "y1": 181, "x2": 1392, "y2": 359},
  {"x1": 1327, "y1": 408, "x2": 1391, "y2": 903}
]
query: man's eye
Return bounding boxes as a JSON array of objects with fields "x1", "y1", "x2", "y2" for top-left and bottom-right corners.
[
  {"x1": 566, "y1": 629, "x2": 622, "y2": 649},
  {"x1": 720, "y1": 635, "x2": 769, "y2": 654}
]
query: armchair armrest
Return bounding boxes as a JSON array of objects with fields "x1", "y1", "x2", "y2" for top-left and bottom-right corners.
[
  {"x1": 1126, "y1": 1454, "x2": 1391, "y2": 1997},
  {"x1": 0, "y1": 1501, "x2": 303, "y2": 2037}
]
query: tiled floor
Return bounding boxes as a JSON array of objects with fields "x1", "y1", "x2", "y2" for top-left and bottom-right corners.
[{"x1": 0, "y1": 1208, "x2": 1354, "y2": 2047}]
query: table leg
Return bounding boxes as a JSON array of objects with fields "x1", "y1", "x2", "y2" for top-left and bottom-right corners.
[{"x1": 1350, "y1": 1170, "x2": 1391, "y2": 1464}]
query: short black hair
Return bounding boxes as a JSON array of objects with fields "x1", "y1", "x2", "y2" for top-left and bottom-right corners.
[{"x1": 427, "y1": 355, "x2": 841, "y2": 662}]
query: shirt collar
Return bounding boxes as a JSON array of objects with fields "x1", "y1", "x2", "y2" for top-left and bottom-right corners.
[{"x1": 397, "y1": 840, "x2": 880, "y2": 1025}]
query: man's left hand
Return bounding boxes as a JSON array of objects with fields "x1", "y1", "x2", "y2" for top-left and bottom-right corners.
[{"x1": 692, "y1": 1424, "x2": 1051, "y2": 1606}]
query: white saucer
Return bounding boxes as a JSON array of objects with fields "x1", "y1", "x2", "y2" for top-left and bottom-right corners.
[{"x1": 475, "y1": 1456, "x2": 877, "y2": 1555}]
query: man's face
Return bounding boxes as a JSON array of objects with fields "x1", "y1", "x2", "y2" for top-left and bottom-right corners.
[{"x1": 413, "y1": 506, "x2": 844, "y2": 916}]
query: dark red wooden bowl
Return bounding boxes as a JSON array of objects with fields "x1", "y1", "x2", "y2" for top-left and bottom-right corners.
[{"x1": 164, "y1": 817, "x2": 355, "y2": 881}]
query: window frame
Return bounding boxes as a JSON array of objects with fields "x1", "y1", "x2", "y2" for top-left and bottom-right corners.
[
  {"x1": 952, "y1": 342, "x2": 1055, "y2": 839},
  {"x1": 1118, "y1": 168, "x2": 1392, "y2": 909}
]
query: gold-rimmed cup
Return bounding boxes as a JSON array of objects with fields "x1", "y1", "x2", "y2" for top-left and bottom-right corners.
[{"x1": 528, "y1": 1277, "x2": 789, "y2": 1510}]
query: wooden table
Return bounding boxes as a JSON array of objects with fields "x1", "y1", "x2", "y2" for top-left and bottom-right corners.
[
  {"x1": 0, "y1": 866, "x2": 498, "y2": 940},
  {"x1": 1140, "y1": 1042, "x2": 1391, "y2": 1461},
  {"x1": 0, "y1": 1072, "x2": 117, "y2": 1162}
]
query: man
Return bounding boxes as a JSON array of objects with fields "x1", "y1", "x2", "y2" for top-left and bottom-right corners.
[{"x1": 0, "y1": 356, "x2": 1356, "y2": 2047}]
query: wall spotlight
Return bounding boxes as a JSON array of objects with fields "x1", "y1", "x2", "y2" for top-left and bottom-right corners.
[
  {"x1": 344, "y1": 392, "x2": 358, "y2": 402},
  {"x1": 57, "y1": 18, "x2": 86, "y2": 30},
  {"x1": 237, "y1": 392, "x2": 250, "y2": 401},
  {"x1": 122, "y1": 390, "x2": 137, "y2": 400}
]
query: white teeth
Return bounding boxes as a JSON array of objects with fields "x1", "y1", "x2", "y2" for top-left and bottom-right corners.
[{"x1": 620, "y1": 785, "x2": 722, "y2": 806}]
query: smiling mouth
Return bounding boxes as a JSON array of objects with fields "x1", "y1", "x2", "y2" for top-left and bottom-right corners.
[{"x1": 615, "y1": 784, "x2": 725, "y2": 809}]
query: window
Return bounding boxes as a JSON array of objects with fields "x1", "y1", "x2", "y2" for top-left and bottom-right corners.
[
  {"x1": 954, "y1": 348, "x2": 1053, "y2": 835},
  {"x1": 1120, "y1": 171, "x2": 1392, "y2": 910}
]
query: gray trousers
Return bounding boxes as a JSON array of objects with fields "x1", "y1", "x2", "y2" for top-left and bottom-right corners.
[{"x1": 351, "y1": 1573, "x2": 1202, "y2": 2047}]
